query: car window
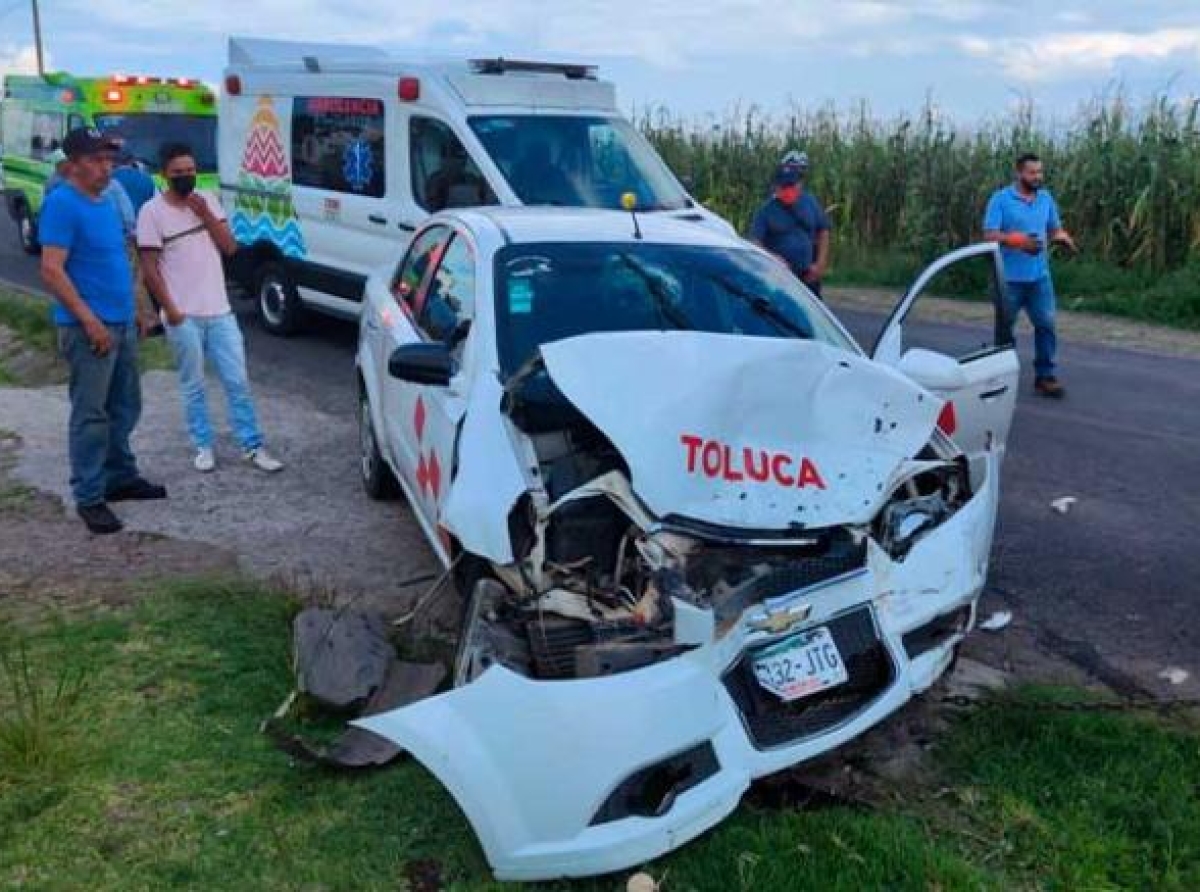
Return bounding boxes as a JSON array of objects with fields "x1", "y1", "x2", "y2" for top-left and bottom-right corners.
[
  {"x1": 291, "y1": 97, "x2": 386, "y2": 197},
  {"x1": 469, "y1": 115, "x2": 689, "y2": 211},
  {"x1": 392, "y1": 225, "x2": 451, "y2": 308},
  {"x1": 410, "y1": 116, "x2": 496, "y2": 212},
  {"x1": 493, "y1": 243, "x2": 856, "y2": 374},
  {"x1": 893, "y1": 252, "x2": 1008, "y2": 362},
  {"x1": 420, "y1": 235, "x2": 476, "y2": 357}
]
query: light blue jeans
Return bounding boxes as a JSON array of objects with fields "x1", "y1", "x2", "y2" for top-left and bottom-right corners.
[
  {"x1": 165, "y1": 313, "x2": 263, "y2": 451},
  {"x1": 1004, "y1": 275, "x2": 1058, "y2": 379}
]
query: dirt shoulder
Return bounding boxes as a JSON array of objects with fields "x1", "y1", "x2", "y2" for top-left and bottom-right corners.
[{"x1": 825, "y1": 285, "x2": 1200, "y2": 360}]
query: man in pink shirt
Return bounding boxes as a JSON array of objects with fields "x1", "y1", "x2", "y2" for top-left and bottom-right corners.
[{"x1": 137, "y1": 142, "x2": 283, "y2": 473}]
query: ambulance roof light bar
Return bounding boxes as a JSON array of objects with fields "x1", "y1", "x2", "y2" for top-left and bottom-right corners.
[{"x1": 469, "y1": 58, "x2": 597, "y2": 80}]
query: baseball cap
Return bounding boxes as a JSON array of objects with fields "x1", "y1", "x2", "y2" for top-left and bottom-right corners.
[
  {"x1": 780, "y1": 149, "x2": 810, "y2": 171},
  {"x1": 62, "y1": 127, "x2": 118, "y2": 159},
  {"x1": 773, "y1": 165, "x2": 802, "y2": 186}
]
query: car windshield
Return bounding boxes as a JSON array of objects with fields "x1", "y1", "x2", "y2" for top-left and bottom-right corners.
[
  {"x1": 469, "y1": 115, "x2": 690, "y2": 211},
  {"x1": 494, "y1": 242, "x2": 856, "y2": 374},
  {"x1": 93, "y1": 113, "x2": 217, "y2": 171}
]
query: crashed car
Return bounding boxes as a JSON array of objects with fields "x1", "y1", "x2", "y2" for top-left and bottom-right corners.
[{"x1": 353, "y1": 207, "x2": 1018, "y2": 880}]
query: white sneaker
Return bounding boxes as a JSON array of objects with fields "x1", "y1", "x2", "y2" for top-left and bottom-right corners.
[
  {"x1": 194, "y1": 447, "x2": 216, "y2": 473},
  {"x1": 245, "y1": 446, "x2": 284, "y2": 473}
]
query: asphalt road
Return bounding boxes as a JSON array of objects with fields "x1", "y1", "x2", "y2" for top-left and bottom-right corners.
[{"x1": 2, "y1": 229, "x2": 1198, "y2": 696}]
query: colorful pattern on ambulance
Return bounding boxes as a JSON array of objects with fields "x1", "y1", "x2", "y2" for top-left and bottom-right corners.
[{"x1": 230, "y1": 97, "x2": 307, "y2": 258}]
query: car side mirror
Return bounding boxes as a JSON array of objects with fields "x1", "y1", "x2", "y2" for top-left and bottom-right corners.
[
  {"x1": 388, "y1": 343, "x2": 453, "y2": 387},
  {"x1": 896, "y1": 348, "x2": 968, "y2": 391}
]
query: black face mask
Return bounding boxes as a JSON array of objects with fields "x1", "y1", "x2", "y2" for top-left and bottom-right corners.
[{"x1": 169, "y1": 175, "x2": 196, "y2": 197}]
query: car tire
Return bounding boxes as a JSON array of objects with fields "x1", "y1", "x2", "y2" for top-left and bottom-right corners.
[
  {"x1": 359, "y1": 387, "x2": 398, "y2": 500},
  {"x1": 255, "y1": 262, "x2": 303, "y2": 335},
  {"x1": 16, "y1": 206, "x2": 39, "y2": 256}
]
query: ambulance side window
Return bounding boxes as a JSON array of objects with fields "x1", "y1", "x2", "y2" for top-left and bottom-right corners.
[
  {"x1": 291, "y1": 97, "x2": 387, "y2": 198},
  {"x1": 29, "y1": 111, "x2": 65, "y2": 161},
  {"x1": 409, "y1": 117, "x2": 495, "y2": 213}
]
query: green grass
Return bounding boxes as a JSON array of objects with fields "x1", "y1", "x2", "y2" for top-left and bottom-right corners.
[
  {"x1": 0, "y1": 289, "x2": 172, "y2": 379},
  {"x1": 2, "y1": 580, "x2": 1199, "y2": 890}
]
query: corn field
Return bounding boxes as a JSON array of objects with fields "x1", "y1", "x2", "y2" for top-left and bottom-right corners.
[{"x1": 640, "y1": 94, "x2": 1200, "y2": 278}]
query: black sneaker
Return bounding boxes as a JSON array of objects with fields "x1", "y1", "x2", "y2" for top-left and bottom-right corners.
[
  {"x1": 106, "y1": 477, "x2": 168, "y2": 502},
  {"x1": 1034, "y1": 376, "x2": 1066, "y2": 398},
  {"x1": 78, "y1": 502, "x2": 123, "y2": 535}
]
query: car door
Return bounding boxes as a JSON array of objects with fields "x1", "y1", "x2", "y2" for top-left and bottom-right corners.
[
  {"x1": 379, "y1": 224, "x2": 454, "y2": 491},
  {"x1": 403, "y1": 232, "x2": 478, "y2": 543},
  {"x1": 871, "y1": 242, "x2": 1018, "y2": 487}
]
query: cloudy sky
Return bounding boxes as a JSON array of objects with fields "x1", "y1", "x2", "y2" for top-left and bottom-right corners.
[{"x1": 2, "y1": 1, "x2": 1198, "y2": 121}]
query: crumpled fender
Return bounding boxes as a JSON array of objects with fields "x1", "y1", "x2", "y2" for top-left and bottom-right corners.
[{"x1": 440, "y1": 373, "x2": 529, "y2": 564}]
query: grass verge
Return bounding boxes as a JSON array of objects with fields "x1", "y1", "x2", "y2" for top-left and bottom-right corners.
[
  {"x1": 0, "y1": 289, "x2": 172, "y2": 381},
  {"x1": 2, "y1": 579, "x2": 1198, "y2": 890},
  {"x1": 829, "y1": 245, "x2": 1200, "y2": 331}
]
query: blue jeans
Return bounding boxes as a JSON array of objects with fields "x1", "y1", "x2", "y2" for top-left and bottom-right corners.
[
  {"x1": 1004, "y1": 276, "x2": 1058, "y2": 378},
  {"x1": 58, "y1": 323, "x2": 143, "y2": 507},
  {"x1": 165, "y1": 313, "x2": 263, "y2": 451}
]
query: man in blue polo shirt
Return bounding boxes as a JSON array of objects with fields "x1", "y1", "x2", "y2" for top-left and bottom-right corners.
[
  {"x1": 983, "y1": 152, "x2": 1078, "y2": 397},
  {"x1": 749, "y1": 153, "x2": 831, "y2": 297},
  {"x1": 39, "y1": 127, "x2": 166, "y2": 535}
]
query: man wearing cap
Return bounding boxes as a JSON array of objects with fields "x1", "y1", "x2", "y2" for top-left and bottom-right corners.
[
  {"x1": 983, "y1": 152, "x2": 1078, "y2": 398},
  {"x1": 749, "y1": 151, "x2": 831, "y2": 297},
  {"x1": 39, "y1": 127, "x2": 166, "y2": 535}
]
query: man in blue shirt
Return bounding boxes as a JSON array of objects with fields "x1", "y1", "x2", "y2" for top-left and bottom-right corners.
[
  {"x1": 749, "y1": 154, "x2": 831, "y2": 297},
  {"x1": 39, "y1": 127, "x2": 166, "y2": 535},
  {"x1": 111, "y1": 140, "x2": 157, "y2": 217},
  {"x1": 983, "y1": 153, "x2": 1078, "y2": 397}
]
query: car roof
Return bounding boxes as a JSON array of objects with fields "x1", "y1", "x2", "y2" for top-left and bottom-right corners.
[{"x1": 448, "y1": 206, "x2": 745, "y2": 250}]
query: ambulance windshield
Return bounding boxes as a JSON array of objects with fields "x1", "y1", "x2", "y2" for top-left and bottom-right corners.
[
  {"x1": 94, "y1": 114, "x2": 217, "y2": 171},
  {"x1": 469, "y1": 115, "x2": 690, "y2": 211}
]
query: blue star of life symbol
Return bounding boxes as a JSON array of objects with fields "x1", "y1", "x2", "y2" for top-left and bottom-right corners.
[{"x1": 343, "y1": 139, "x2": 375, "y2": 192}]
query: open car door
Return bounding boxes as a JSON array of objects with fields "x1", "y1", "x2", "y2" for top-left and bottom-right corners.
[{"x1": 872, "y1": 243, "x2": 1018, "y2": 488}]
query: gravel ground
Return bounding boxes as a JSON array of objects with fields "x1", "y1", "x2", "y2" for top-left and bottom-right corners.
[{"x1": 0, "y1": 369, "x2": 439, "y2": 616}]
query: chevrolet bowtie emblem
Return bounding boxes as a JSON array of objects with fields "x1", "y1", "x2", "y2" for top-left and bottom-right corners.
[{"x1": 747, "y1": 602, "x2": 814, "y2": 635}]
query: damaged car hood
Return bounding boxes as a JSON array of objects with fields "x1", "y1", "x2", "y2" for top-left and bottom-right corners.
[{"x1": 539, "y1": 331, "x2": 941, "y2": 530}]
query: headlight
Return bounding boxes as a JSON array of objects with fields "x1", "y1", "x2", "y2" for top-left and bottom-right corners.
[{"x1": 874, "y1": 461, "x2": 969, "y2": 560}]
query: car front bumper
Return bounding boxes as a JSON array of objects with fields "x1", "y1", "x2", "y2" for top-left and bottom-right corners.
[{"x1": 357, "y1": 456, "x2": 999, "y2": 881}]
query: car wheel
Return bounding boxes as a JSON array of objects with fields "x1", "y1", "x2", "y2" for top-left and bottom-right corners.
[
  {"x1": 359, "y1": 387, "x2": 398, "y2": 500},
  {"x1": 16, "y1": 207, "x2": 39, "y2": 255},
  {"x1": 255, "y1": 262, "x2": 302, "y2": 335}
]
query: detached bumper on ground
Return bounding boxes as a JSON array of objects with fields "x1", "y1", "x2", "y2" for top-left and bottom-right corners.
[{"x1": 357, "y1": 459, "x2": 998, "y2": 881}]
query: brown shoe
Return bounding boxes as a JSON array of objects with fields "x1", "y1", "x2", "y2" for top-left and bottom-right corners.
[{"x1": 1034, "y1": 376, "x2": 1065, "y2": 398}]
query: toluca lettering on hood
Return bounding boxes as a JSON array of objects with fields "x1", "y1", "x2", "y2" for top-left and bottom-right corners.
[{"x1": 680, "y1": 434, "x2": 827, "y2": 489}]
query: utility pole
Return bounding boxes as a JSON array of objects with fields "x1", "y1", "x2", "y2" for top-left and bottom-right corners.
[{"x1": 31, "y1": 0, "x2": 45, "y2": 76}]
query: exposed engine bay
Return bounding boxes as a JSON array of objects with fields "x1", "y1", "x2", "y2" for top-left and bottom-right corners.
[{"x1": 454, "y1": 369, "x2": 972, "y2": 687}]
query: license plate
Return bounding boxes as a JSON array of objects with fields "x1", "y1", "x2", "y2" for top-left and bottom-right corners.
[{"x1": 751, "y1": 626, "x2": 848, "y2": 702}]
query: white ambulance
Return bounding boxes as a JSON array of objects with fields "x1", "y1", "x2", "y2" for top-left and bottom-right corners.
[{"x1": 219, "y1": 37, "x2": 731, "y2": 334}]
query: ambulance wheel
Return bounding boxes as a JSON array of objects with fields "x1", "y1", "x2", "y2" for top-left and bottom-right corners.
[
  {"x1": 359, "y1": 386, "x2": 398, "y2": 500},
  {"x1": 255, "y1": 263, "x2": 302, "y2": 335},
  {"x1": 16, "y1": 207, "x2": 39, "y2": 256}
]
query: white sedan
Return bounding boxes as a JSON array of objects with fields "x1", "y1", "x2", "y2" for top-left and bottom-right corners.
[{"x1": 353, "y1": 207, "x2": 1018, "y2": 881}]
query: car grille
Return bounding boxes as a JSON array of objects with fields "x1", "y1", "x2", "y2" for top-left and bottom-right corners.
[{"x1": 723, "y1": 606, "x2": 895, "y2": 750}]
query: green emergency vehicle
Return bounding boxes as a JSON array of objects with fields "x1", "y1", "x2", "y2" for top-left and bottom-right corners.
[{"x1": 0, "y1": 72, "x2": 218, "y2": 253}]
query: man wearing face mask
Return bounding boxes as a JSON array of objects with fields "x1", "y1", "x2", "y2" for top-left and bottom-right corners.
[
  {"x1": 749, "y1": 151, "x2": 831, "y2": 297},
  {"x1": 983, "y1": 152, "x2": 1078, "y2": 398},
  {"x1": 137, "y1": 142, "x2": 284, "y2": 474}
]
